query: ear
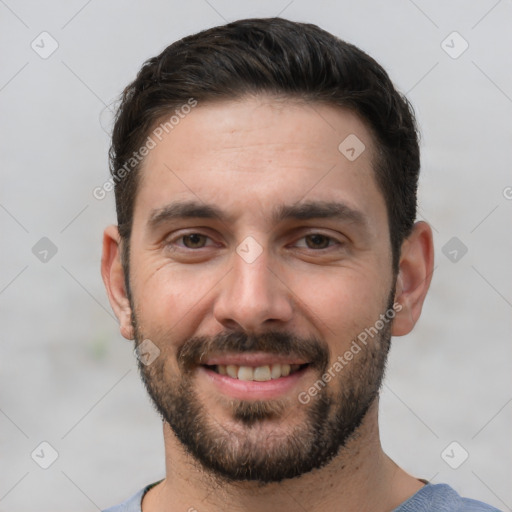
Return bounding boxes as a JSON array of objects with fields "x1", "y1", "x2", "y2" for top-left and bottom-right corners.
[
  {"x1": 392, "y1": 221, "x2": 434, "y2": 337},
  {"x1": 101, "y1": 225, "x2": 134, "y2": 340}
]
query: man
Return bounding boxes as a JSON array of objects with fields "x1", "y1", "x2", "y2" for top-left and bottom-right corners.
[{"x1": 100, "y1": 17, "x2": 499, "y2": 512}]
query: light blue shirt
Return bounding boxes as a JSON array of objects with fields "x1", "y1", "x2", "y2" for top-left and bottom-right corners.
[{"x1": 102, "y1": 482, "x2": 502, "y2": 511}]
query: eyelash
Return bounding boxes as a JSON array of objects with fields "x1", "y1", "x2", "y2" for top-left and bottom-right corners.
[
  {"x1": 173, "y1": 233, "x2": 217, "y2": 249},
  {"x1": 166, "y1": 231, "x2": 342, "y2": 251}
]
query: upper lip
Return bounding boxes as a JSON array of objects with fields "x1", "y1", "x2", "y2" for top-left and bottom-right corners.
[{"x1": 200, "y1": 352, "x2": 310, "y2": 367}]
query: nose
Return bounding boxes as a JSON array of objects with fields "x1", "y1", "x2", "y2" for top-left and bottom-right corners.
[{"x1": 213, "y1": 248, "x2": 294, "y2": 332}]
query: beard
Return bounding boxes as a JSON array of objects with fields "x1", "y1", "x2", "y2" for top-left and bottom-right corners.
[{"x1": 130, "y1": 291, "x2": 394, "y2": 484}]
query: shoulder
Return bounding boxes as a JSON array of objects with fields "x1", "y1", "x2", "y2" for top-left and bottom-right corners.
[
  {"x1": 394, "y1": 483, "x2": 502, "y2": 512},
  {"x1": 102, "y1": 481, "x2": 161, "y2": 512}
]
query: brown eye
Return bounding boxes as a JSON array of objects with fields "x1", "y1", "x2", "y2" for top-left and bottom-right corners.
[
  {"x1": 182, "y1": 234, "x2": 208, "y2": 248},
  {"x1": 304, "y1": 234, "x2": 332, "y2": 249}
]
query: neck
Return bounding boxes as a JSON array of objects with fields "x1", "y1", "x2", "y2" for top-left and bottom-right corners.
[{"x1": 142, "y1": 400, "x2": 424, "y2": 512}]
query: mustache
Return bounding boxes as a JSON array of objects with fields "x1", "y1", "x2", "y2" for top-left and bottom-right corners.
[{"x1": 177, "y1": 330, "x2": 330, "y2": 373}]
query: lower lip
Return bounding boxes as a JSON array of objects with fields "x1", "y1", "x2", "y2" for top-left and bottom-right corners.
[{"x1": 198, "y1": 365, "x2": 310, "y2": 400}]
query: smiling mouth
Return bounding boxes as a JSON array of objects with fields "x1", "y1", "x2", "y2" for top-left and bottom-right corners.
[{"x1": 203, "y1": 363, "x2": 310, "y2": 381}]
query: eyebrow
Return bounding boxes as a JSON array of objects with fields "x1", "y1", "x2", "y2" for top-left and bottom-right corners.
[
  {"x1": 147, "y1": 199, "x2": 368, "y2": 231},
  {"x1": 147, "y1": 201, "x2": 227, "y2": 231},
  {"x1": 272, "y1": 201, "x2": 367, "y2": 226}
]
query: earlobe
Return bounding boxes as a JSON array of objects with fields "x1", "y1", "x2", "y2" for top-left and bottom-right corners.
[
  {"x1": 391, "y1": 221, "x2": 434, "y2": 337},
  {"x1": 101, "y1": 225, "x2": 134, "y2": 340}
]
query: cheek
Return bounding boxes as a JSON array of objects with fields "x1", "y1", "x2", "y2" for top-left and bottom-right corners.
[
  {"x1": 289, "y1": 268, "x2": 390, "y2": 345},
  {"x1": 131, "y1": 262, "x2": 218, "y2": 342}
]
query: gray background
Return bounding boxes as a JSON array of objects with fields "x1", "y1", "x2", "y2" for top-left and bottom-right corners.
[{"x1": 1, "y1": 1, "x2": 511, "y2": 510}]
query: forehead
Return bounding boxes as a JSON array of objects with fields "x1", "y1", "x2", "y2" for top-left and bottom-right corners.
[{"x1": 133, "y1": 96, "x2": 385, "y2": 228}]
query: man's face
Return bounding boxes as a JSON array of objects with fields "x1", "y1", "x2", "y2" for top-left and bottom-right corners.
[{"x1": 125, "y1": 97, "x2": 397, "y2": 482}]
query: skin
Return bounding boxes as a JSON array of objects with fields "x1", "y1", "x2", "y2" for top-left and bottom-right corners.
[{"x1": 102, "y1": 96, "x2": 434, "y2": 511}]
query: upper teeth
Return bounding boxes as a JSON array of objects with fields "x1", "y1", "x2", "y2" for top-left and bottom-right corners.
[{"x1": 216, "y1": 363, "x2": 302, "y2": 381}]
